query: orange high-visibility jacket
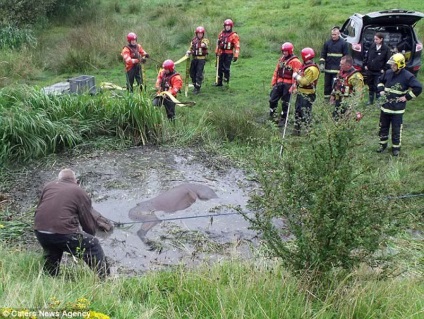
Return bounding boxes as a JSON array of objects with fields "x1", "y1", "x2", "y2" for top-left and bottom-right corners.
[
  {"x1": 271, "y1": 55, "x2": 302, "y2": 86},
  {"x1": 155, "y1": 71, "x2": 183, "y2": 97},
  {"x1": 215, "y1": 31, "x2": 240, "y2": 58},
  {"x1": 121, "y1": 44, "x2": 148, "y2": 72}
]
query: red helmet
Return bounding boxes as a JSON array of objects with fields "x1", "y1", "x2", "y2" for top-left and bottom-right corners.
[
  {"x1": 301, "y1": 47, "x2": 315, "y2": 62},
  {"x1": 281, "y1": 42, "x2": 294, "y2": 55},
  {"x1": 127, "y1": 32, "x2": 137, "y2": 42},
  {"x1": 195, "y1": 26, "x2": 205, "y2": 34},
  {"x1": 162, "y1": 59, "x2": 175, "y2": 72},
  {"x1": 224, "y1": 19, "x2": 234, "y2": 27}
]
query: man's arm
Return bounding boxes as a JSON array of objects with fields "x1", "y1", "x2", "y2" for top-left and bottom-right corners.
[{"x1": 77, "y1": 192, "x2": 97, "y2": 235}]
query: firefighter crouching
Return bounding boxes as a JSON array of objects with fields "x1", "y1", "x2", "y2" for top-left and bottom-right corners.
[
  {"x1": 376, "y1": 53, "x2": 422, "y2": 156},
  {"x1": 269, "y1": 42, "x2": 302, "y2": 127},
  {"x1": 153, "y1": 60, "x2": 183, "y2": 121},
  {"x1": 330, "y1": 55, "x2": 364, "y2": 120},
  {"x1": 292, "y1": 47, "x2": 320, "y2": 135}
]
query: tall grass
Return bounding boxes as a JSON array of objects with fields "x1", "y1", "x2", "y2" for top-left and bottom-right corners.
[
  {"x1": 0, "y1": 87, "x2": 164, "y2": 164},
  {"x1": 0, "y1": 244, "x2": 422, "y2": 319}
]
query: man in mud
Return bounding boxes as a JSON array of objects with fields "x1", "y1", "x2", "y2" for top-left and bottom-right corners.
[{"x1": 34, "y1": 168, "x2": 110, "y2": 278}]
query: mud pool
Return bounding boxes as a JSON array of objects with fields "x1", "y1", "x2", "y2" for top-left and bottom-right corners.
[{"x1": 14, "y1": 147, "x2": 259, "y2": 274}]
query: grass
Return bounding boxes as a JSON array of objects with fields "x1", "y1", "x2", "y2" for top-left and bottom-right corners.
[
  {"x1": 1, "y1": 0, "x2": 424, "y2": 317},
  {"x1": 0, "y1": 244, "x2": 423, "y2": 319}
]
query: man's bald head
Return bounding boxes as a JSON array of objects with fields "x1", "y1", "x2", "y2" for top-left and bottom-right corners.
[{"x1": 58, "y1": 169, "x2": 77, "y2": 183}]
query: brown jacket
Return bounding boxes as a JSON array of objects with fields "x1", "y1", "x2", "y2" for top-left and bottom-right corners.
[{"x1": 34, "y1": 178, "x2": 97, "y2": 235}]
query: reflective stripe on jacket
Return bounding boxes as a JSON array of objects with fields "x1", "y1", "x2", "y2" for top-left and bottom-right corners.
[
  {"x1": 296, "y1": 62, "x2": 320, "y2": 94},
  {"x1": 215, "y1": 31, "x2": 240, "y2": 57},
  {"x1": 189, "y1": 37, "x2": 209, "y2": 57},
  {"x1": 320, "y1": 38, "x2": 348, "y2": 73},
  {"x1": 377, "y1": 68, "x2": 422, "y2": 114}
]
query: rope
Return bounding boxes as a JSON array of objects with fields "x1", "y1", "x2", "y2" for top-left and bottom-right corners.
[
  {"x1": 110, "y1": 193, "x2": 424, "y2": 228},
  {"x1": 112, "y1": 211, "x2": 252, "y2": 228}
]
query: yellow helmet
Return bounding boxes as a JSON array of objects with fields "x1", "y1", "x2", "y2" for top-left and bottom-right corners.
[{"x1": 388, "y1": 53, "x2": 406, "y2": 69}]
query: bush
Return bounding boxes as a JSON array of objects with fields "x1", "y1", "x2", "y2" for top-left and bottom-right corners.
[
  {"x1": 248, "y1": 109, "x2": 402, "y2": 278},
  {"x1": 0, "y1": 0, "x2": 55, "y2": 27}
]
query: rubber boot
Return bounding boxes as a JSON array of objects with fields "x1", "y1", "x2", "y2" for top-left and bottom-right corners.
[
  {"x1": 392, "y1": 147, "x2": 400, "y2": 156},
  {"x1": 376, "y1": 144, "x2": 387, "y2": 153}
]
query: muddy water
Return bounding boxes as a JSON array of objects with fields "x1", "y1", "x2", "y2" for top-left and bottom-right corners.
[{"x1": 22, "y1": 147, "x2": 258, "y2": 274}]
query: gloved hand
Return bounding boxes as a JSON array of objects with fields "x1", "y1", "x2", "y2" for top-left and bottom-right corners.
[
  {"x1": 201, "y1": 42, "x2": 206, "y2": 48},
  {"x1": 144, "y1": 54, "x2": 150, "y2": 58},
  {"x1": 319, "y1": 63, "x2": 325, "y2": 72},
  {"x1": 186, "y1": 50, "x2": 191, "y2": 56},
  {"x1": 132, "y1": 59, "x2": 139, "y2": 64},
  {"x1": 292, "y1": 72, "x2": 299, "y2": 80},
  {"x1": 289, "y1": 84, "x2": 296, "y2": 94},
  {"x1": 233, "y1": 57, "x2": 238, "y2": 63}
]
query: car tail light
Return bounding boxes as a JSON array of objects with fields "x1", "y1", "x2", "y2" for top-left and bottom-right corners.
[
  {"x1": 352, "y1": 43, "x2": 362, "y2": 52},
  {"x1": 416, "y1": 42, "x2": 423, "y2": 52}
]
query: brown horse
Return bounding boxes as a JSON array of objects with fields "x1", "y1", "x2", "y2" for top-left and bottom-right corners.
[{"x1": 128, "y1": 183, "x2": 218, "y2": 241}]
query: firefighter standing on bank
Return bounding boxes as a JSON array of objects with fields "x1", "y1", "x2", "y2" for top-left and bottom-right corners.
[
  {"x1": 186, "y1": 26, "x2": 209, "y2": 94},
  {"x1": 153, "y1": 60, "x2": 183, "y2": 121},
  {"x1": 330, "y1": 55, "x2": 364, "y2": 119},
  {"x1": 121, "y1": 32, "x2": 149, "y2": 93},
  {"x1": 269, "y1": 42, "x2": 302, "y2": 127},
  {"x1": 292, "y1": 47, "x2": 320, "y2": 135},
  {"x1": 320, "y1": 27, "x2": 349, "y2": 100},
  {"x1": 215, "y1": 19, "x2": 240, "y2": 86},
  {"x1": 376, "y1": 53, "x2": 422, "y2": 156}
]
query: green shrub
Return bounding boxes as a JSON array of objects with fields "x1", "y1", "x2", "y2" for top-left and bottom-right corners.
[
  {"x1": 0, "y1": 0, "x2": 55, "y2": 27},
  {"x1": 248, "y1": 107, "x2": 402, "y2": 278}
]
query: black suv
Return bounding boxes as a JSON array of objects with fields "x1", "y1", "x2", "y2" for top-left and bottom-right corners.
[{"x1": 340, "y1": 9, "x2": 424, "y2": 75}]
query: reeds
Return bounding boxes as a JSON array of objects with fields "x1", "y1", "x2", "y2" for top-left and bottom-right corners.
[{"x1": 0, "y1": 87, "x2": 164, "y2": 164}]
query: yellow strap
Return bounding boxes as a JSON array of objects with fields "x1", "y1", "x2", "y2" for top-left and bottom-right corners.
[
  {"x1": 100, "y1": 82, "x2": 126, "y2": 90},
  {"x1": 174, "y1": 55, "x2": 189, "y2": 65},
  {"x1": 157, "y1": 91, "x2": 196, "y2": 107}
]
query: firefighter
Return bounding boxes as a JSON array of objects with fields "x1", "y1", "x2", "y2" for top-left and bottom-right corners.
[
  {"x1": 376, "y1": 53, "x2": 422, "y2": 156},
  {"x1": 330, "y1": 55, "x2": 364, "y2": 120},
  {"x1": 292, "y1": 47, "x2": 320, "y2": 135},
  {"x1": 363, "y1": 32, "x2": 391, "y2": 105},
  {"x1": 215, "y1": 19, "x2": 240, "y2": 86},
  {"x1": 121, "y1": 32, "x2": 149, "y2": 93},
  {"x1": 269, "y1": 42, "x2": 302, "y2": 127},
  {"x1": 153, "y1": 60, "x2": 183, "y2": 120},
  {"x1": 186, "y1": 26, "x2": 209, "y2": 94},
  {"x1": 319, "y1": 27, "x2": 349, "y2": 100}
]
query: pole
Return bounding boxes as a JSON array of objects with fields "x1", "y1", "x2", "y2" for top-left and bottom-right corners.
[
  {"x1": 279, "y1": 95, "x2": 294, "y2": 157},
  {"x1": 215, "y1": 55, "x2": 220, "y2": 85}
]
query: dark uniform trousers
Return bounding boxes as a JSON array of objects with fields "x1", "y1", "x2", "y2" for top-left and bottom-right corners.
[
  {"x1": 294, "y1": 93, "x2": 316, "y2": 132},
  {"x1": 269, "y1": 83, "x2": 292, "y2": 119},
  {"x1": 153, "y1": 96, "x2": 176, "y2": 120},
  {"x1": 379, "y1": 112, "x2": 403, "y2": 150},
  {"x1": 217, "y1": 53, "x2": 233, "y2": 84},
  {"x1": 190, "y1": 59, "x2": 206, "y2": 88},
  {"x1": 34, "y1": 230, "x2": 110, "y2": 278},
  {"x1": 126, "y1": 64, "x2": 143, "y2": 93},
  {"x1": 324, "y1": 72, "x2": 337, "y2": 98}
]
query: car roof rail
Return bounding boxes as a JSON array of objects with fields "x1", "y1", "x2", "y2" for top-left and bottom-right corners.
[{"x1": 379, "y1": 9, "x2": 416, "y2": 14}]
